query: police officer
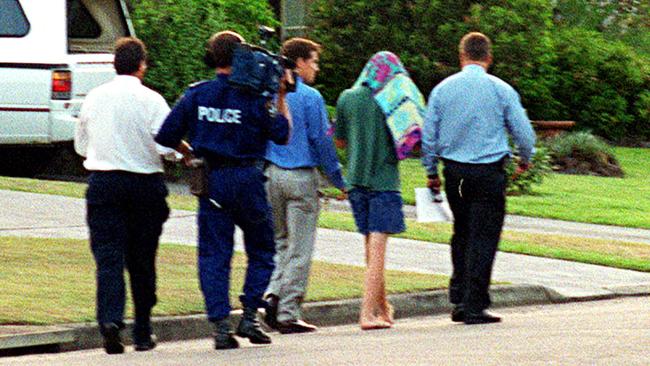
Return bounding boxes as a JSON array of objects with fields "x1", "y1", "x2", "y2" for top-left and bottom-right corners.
[{"x1": 155, "y1": 31, "x2": 292, "y2": 350}]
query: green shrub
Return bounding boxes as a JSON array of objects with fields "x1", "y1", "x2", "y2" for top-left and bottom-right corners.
[
  {"x1": 309, "y1": 0, "x2": 559, "y2": 120},
  {"x1": 546, "y1": 131, "x2": 623, "y2": 177},
  {"x1": 553, "y1": 0, "x2": 650, "y2": 57},
  {"x1": 549, "y1": 131, "x2": 613, "y2": 158},
  {"x1": 506, "y1": 144, "x2": 552, "y2": 195},
  {"x1": 130, "y1": 0, "x2": 278, "y2": 102},
  {"x1": 464, "y1": 1, "x2": 562, "y2": 120},
  {"x1": 551, "y1": 27, "x2": 649, "y2": 141},
  {"x1": 309, "y1": 1, "x2": 650, "y2": 142},
  {"x1": 633, "y1": 90, "x2": 650, "y2": 139}
]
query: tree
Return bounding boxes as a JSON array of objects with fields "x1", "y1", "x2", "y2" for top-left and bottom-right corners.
[
  {"x1": 130, "y1": 0, "x2": 279, "y2": 102},
  {"x1": 309, "y1": 0, "x2": 559, "y2": 119}
]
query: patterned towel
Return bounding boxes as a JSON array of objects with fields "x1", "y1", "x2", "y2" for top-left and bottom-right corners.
[{"x1": 353, "y1": 52, "x2": 426, "y2": 160}]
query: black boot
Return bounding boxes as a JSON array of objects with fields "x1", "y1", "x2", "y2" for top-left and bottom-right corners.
[
  {"x1": 100, "y1": 323, "x2": 124, "y2": 355},
  {"x1": 236, "y1": 307, "x2": 272, "y2": 344},
  {"x1": 133, "y1": 323, "x2": 157, "y2": 352},
  {"x1": 263, "y1": 294, "x2": 279, "y2": 331},
  {"x1": 213, "y1": 318, "x2": 239, "y2": 350}
]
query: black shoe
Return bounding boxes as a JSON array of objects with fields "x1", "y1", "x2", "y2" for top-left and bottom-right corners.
[
  {"x1": 463, "y1": 310, "x2": 502, "y2": 325},
  {"x1": 277, "y1": 319, "x2": 318, "y2": 334},
  {"x1": 100, "y1": 323, "x2": 124, "y2": 355},
  {"x1": 134, "y1": 334, "x2": 157, "y2": 351},
  {"x1": 213, "y1": 318, "x2": 239, "y2": 350},
  {"x1": 133, "y1": 324, "x2": 157, "y2": 351},
  {"x1": 236, "y1": 307, "x2": 272, "y2": 344},
  {"x1": 214, "y1": 333, "x2": 239, "y2": 350},
  {"x1": 263, "y1": 295, "x2": 279, "y2": 331},
  {"x1": 451, "y1": 306, "x2": 465, "y2": 322}
]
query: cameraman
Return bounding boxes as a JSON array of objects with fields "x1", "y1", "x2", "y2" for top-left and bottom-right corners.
[{"x1": 155, "y1": 30, "x2": 291, "y2": 350}]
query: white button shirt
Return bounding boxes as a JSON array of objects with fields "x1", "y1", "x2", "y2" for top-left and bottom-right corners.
[{"x1": 75, "y1": 75, "x2": 175, "y2": 174}]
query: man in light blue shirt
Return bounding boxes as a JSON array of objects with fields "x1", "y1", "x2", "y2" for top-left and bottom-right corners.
[
  {"x1": 421, "y1": 32, "x2": 535, "y2": 325},
  {"x1": 264, "y1": 38, "x2": 345, "y2": 334}
]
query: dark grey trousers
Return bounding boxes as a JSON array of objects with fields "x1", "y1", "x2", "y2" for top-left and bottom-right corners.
[
  {"x1": 443, "y1": 159, "x2": 506, "y2": 313},
  {"x1": 87, "y1": 171, "x2": 169, "y2": 327}
]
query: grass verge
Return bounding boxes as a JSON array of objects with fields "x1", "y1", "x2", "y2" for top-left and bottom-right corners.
[
  {"x1": 0, "y1": 236, "x2": 447, "y2": 325},
  {"x1": 317, "y1": 211, "x2": 650, "y2": 272}
]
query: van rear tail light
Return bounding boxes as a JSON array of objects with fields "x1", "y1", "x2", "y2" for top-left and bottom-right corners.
[{"x1": 52, "y1": 70, "x2": 72, "y2": 100}]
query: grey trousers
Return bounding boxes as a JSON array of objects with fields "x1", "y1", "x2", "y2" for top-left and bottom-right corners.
[{"x1": 265, "y1": 164, "x2": 320, "y2": 322}]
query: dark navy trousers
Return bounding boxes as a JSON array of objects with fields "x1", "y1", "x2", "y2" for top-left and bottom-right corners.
[
  {"x1": 443, "y1": 159, "x2": 507, "y2": 313},
  {"x1": 198, "y1": 166, "x2": 276, "y2": 321},
  {"x1": 86, "y1": 171, "x2": 169, "y2": 327}
]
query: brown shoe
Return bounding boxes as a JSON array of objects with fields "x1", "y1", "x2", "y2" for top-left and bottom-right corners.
[{"x1": 277, "y1": 319, "x2": 318, "y2": 334}]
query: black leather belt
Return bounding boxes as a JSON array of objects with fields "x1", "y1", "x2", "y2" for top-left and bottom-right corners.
[{"x1": 441, "y1": 156, "x2": 508, "y2": 168}]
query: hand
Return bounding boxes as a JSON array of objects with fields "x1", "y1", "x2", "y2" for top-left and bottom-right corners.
[
  {"x1": 175, "y1": 140, "x2": 195, "y2": 167},
  {"x1": 278, "y1": 69, "x2": 295, "y2": 96},
  {"x1": 276, "y1": 73, "x2": 292, "y2": 124},
  {"x1": 427, "y1": 175, "x2": 441, "y2": 194},
  {"x1": 512, "y1": 162, "x2": 531, "y2": 180},
  {"x1": 182, "y1": 153, "x2": 196, "y2": 167},
  {"x1": 335, "y1": 188, "x2": 348, "y2": 201},
  {"x1": 427, "y1": 175, "x2": 442, "y2": 202}
]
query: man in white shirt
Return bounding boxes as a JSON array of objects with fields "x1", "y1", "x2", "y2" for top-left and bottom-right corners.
[{"x1": 75, "y1": 37, "x2": 175, "y2": 354}]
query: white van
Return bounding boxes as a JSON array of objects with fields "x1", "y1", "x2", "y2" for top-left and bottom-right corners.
[{"x1": 0, "y1": 0, "x2": 133, "y2": 152}]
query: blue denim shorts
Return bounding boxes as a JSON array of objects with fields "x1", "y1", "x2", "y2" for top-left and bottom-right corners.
[{"x1": 348, "y1": 187, "x2": 406, "y2": 235}]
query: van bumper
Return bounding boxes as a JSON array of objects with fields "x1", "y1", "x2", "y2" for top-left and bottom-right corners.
[{"x1": 49, "y1": 99, "x2": 82, "y2": 142}]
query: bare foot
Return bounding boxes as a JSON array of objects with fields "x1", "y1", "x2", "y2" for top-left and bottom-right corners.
[
  {"x1": 381, "y1": 303, "x2": 395, "y2": 324},
  {"x1": 360, "y1": 318, "x2": 392, "y2": 330}
]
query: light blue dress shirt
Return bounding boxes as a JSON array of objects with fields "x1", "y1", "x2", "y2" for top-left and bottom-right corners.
[
  {"x1": 421, "y1": 64, "x2": 536, "y2": 176},
  {"x1": 266, "y1": 78, "x2": 345, "y2": 189}
]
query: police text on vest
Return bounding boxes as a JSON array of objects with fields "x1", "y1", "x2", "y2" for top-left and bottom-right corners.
[{"x1": 198, "y1": 107, "x2": 242, "y2": 124}]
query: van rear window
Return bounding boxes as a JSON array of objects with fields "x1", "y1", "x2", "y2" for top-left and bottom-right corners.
[
  {"x1": 0, "y1": 0, "x2": 29, "y2": 37},
  {"x1": 67, "y1": 0, "x2": 101, "y2": 38}
]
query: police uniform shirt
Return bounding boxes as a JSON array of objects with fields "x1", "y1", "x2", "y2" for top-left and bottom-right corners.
[
  {"x1": 155, "y1": 74, "x2": 289, "y2": 161},
  {"x1": 75, "y1": 75, "x2": 176, "y2": 174}
]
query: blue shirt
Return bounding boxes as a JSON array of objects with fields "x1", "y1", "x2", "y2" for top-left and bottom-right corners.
[
  {"x1": 265, "y1": 78, "x2": 345, "y2": 189},
  {"x1": 421, "y1": 64, "x2": 536, "y2": 175},
  {"x1": 155, "y1": 74, "x2": 289, "y2": 162}
]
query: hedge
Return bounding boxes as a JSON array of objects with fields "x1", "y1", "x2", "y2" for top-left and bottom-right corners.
[
  {"x1": 309, "y1": 0, "x2": 650, "y2": 142},
  {"x1": 129, "y1": 0, "x2": 279, "y2": 102}
]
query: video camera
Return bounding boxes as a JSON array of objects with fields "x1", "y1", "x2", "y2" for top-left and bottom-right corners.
[{"x1": 229, "y1": 26, "x2": 297, "y2": 97}]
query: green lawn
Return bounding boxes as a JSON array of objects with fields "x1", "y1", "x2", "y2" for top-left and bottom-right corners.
[
  {"x1": 0, "y1": 237, "x2": 447, "y2": 325},
  {"x1": 0, "y1": 176, "x2": 86, "y2": 199},
  {"x1": 507, "y1": 148, "x2": 650, "y2": 228},
  {"x1": 392, "y1": 147, "x2": 650, "y2": 229}
]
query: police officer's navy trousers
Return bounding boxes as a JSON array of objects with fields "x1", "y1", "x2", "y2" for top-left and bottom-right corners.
[
  {"x1": 86, "y1": 171, "x2": 169, "y2": 327},
  {"x1": 442, "y1": 159, "x2": 506, "y2": 313},
  {"x1": 198, "y1": 166, "x2": 276, "y2": 321}
]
